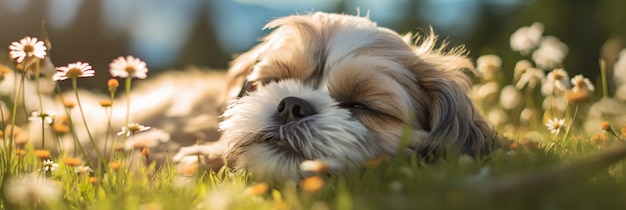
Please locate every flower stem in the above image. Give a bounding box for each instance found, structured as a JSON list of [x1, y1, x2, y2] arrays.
[[600, 59, 608, 98], [34, 60, 45, 149], [72, 78, 106, 168], [54, 84, 81, 156], [125, 77, 132, 126], [105, 89, 116, 159], [8, 72, 26, 153]]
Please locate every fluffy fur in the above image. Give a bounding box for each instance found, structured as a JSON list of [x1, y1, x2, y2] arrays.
[[174, 12, 497, 181]]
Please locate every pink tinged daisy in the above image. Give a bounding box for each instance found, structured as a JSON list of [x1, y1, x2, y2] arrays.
[[109, 55, 148, 79], [53, 62, 95, 81], [545, 118, 566, 134], [117, 123, 151, 137], [8, 36, 47, 64]]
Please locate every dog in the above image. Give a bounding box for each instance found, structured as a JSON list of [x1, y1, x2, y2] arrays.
[[173, 12, 498, 181]]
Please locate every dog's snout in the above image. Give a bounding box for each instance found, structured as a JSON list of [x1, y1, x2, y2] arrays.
[[277, 97, 316, 123]]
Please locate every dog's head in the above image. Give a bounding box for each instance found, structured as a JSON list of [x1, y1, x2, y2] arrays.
[[219, 12, 496, 181]]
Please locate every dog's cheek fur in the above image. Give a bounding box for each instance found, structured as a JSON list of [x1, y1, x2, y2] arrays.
[[219, 80, 385, 181]]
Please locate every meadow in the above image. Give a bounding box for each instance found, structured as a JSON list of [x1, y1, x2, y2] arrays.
[[2, 22, 626, 210]]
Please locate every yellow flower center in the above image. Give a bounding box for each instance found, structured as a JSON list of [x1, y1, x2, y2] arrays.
[[23, 44, 34, 54], [553, 73, 564, 80], [574, 79, 585, 87], [66, 67, 83, 78], [125, 66, 136, 74]]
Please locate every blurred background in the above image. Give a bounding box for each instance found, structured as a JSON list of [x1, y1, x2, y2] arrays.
[[1, 0, 624, 92]]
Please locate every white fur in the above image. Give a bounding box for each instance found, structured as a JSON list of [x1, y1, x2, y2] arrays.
[[220, 80, 380, 181]]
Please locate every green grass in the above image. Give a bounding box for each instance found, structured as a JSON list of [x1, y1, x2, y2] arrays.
[[3, 125, 626, 209]]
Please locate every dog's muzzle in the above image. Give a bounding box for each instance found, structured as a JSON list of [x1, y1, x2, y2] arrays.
[[277, 96, 316, 124]]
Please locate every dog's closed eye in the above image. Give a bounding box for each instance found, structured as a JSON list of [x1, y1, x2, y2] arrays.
[[336, 101, 393, 118], [237, 78, 281, 98], [337, 101, 370, 111]]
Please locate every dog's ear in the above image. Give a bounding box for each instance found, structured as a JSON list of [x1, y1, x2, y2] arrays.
[[408, 34, 496, 156]]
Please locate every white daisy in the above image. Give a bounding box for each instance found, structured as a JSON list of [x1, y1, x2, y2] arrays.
[[542, 95, 568, 113], [109, 55, 149, 79], [53, 61, 95, 81], [513, 59, 533, 82], [8, 36, 47, 63], [75, 165, 94, 174], [532, 36, 568, 69], [28, 111, 56, 125], [117, 123, 151, 137], [515, 67, 545, 90], [545, 118, 566, 134], [541, 68, 570, 96], [499, 85, 522, 110], [476, 54, 501, 81], [123, 128, 170, 150], [570, 74, 595, 93], [510, 22, 544, 55], [43, 159, 59, 172]]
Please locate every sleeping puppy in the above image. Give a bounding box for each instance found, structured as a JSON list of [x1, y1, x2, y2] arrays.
[[174, 12, 497, 181]]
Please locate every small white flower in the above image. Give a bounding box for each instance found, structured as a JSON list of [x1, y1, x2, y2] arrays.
[[123, 128, 170, 150], [53, 61, 95, 81], [510, 22, 544, 55], [515, 67, 545, 90], [499, 85, 522, 110], [542, 95, 568, 113], [109, 55, 149, 79], [9, 36, 47, 63], [513, 59, 533, 82], [28, 111, 56, 125], [584, 98, 624, 134], [488, 109, 507, 127], [545, 118, 566, 134], [476, 54, 501, 81], [532, 36, 568, 69], [4, 175, 61, 205], [520, 108, 535, 122], [117, 123, 151, 137], [587, 97, 622, 118], [476, 81, 500, 101], [75, 165, 94, 174], [570, 74, 595, 93], [541, 68, 570, 96], [43, 159, 59, 172]]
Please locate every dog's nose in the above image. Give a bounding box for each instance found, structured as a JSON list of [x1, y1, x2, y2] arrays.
[[277, 96, 316, 123]]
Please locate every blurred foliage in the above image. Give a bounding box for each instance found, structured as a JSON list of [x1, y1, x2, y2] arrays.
[[0, 0, 624, 92]]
